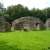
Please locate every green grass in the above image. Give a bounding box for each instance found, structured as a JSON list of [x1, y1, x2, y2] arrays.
[[0, 30, 50, 50]]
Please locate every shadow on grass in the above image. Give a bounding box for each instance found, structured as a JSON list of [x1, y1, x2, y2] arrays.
[[0, 41, 21, 50], [0, 41, 49, 50], [0, 41, 32, 50]]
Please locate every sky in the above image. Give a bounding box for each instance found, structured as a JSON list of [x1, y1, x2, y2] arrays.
[[0, 0, 49, 9], [48, 0, 50, 7]]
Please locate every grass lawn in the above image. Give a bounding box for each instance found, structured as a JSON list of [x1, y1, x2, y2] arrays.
[[0, 30, 50, 50]]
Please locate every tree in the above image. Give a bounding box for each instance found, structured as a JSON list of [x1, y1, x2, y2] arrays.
[[6, 4, 30, 23], [47, 7, 50, 18], [23, 7, 30, 16], [6, 4, 50, 23], [0, 2, 3, 9], [40, 8, 48, 23], [31, 8, 48, 23], [0, 2, 6, 16]]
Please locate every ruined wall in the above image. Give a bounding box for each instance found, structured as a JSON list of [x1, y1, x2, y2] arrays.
[[0, 16, 11, 32], [45, 18, 50, 30], [12, 16, 42, 31]]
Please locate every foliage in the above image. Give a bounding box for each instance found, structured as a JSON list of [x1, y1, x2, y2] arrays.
[[6, 4, 50, 23], [0, 2, 50, 23]]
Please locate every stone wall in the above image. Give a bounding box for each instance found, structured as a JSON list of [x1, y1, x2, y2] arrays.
[[0, 16, 11, 32], [45, 18, 50, 30], [12, 16, 42, 31]]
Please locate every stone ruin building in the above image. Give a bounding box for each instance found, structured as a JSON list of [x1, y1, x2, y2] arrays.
[[45, 18, 50, 30], [0, 16, 50, 32], [11, 16, 42, 31]]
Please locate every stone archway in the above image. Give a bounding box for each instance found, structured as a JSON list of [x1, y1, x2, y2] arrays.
[[11, 21, 24, 31], [11, 16, 42, 31], [36, 23, 40, 30]]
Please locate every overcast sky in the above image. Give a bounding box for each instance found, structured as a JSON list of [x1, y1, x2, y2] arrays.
[[0, 0, 49, 9]]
